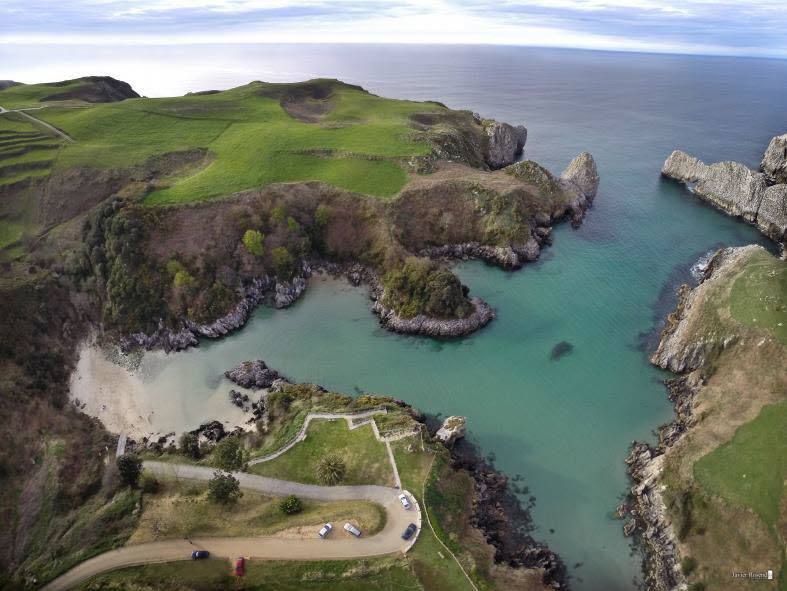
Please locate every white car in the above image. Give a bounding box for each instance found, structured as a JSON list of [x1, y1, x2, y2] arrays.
[[398, 493, 411, 509], [318, 523, 333, 538], [343, 522, 362, 537]]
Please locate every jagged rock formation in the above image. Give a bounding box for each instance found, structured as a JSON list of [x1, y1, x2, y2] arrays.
[[661, 140, 787, 242], [372, 297, 495, 338], [224, 360, 283, 389], [435, 416, 467, 445], [560, 151, 600, 201], [484, 121, 527, 169], [761, 133, 787, 184]]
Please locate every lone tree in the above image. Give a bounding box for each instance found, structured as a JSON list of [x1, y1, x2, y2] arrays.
[[116, 454, 143, 487], [317, 454, 346, 485], [242, 229, 265, 257], [213, 436, 245, 471], [178, 432, 201, 459], [207, 471, 242, 504], [279, 495, 302, 515]]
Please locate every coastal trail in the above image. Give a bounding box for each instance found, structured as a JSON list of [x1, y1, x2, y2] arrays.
[[0, 104, 75, 142], [42, 461, 422, 591]]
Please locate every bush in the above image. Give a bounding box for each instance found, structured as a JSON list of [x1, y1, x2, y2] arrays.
[[242, 229, 265, 256], [179, 432, 201, 459], [139, 472, 160, 494], [213, 437, 245, 471], [382, 257, 472, 319], [681, 556, 697, 576], [279, 495, 303, 515], [271, 246, 295, 278], [317, 454, 346, 485], [116, 454, 142, 488], [207, 471, 242, 504]]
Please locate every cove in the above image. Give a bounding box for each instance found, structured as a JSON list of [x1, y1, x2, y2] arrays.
[[52, 45, 786, 589]]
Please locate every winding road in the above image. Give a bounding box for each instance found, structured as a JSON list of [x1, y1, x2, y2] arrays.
[[42, 461, 421, 591], [0, 104, 74, 142]]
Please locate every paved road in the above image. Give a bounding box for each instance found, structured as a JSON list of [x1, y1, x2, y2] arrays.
[[42, 462, 421, 591]]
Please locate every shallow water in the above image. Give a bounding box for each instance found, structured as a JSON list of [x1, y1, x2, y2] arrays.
[[40, 45, 787, 589]]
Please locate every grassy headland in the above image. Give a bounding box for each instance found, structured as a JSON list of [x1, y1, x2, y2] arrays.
[[638, 245, 787, 590]]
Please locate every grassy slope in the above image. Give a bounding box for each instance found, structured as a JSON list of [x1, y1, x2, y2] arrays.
[[659, 247, 787, 589], [75, 557, 422, 591], [248, 419, 394, 486], [0, 80, 440, 203], [130, 477, 386, 543]]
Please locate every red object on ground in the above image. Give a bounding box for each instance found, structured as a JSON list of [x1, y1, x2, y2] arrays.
[[233, 556, 246, 577]]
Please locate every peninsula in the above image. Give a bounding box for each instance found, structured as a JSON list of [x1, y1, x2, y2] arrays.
[[0, 76, 596, 590]]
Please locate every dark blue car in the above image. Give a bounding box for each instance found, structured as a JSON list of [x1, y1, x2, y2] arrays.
[[191, 550, 210, 559], [401, 523, 418, 540]]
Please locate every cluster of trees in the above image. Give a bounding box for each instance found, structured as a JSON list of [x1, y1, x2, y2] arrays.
[[382, 257, 472, 319]]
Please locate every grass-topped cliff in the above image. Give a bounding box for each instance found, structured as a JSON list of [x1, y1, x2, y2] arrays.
[[627, 245, 786, 590], [0, 76, 596, 334]]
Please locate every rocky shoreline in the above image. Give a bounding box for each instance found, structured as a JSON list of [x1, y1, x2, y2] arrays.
[[449, 435, 567, 589], [619, 247, 758, 591]]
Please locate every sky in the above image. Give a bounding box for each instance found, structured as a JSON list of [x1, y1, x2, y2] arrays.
[[2, 0, 786, 58]]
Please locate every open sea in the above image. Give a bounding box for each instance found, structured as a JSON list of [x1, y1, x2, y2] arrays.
[[7, 44, 786, 589]]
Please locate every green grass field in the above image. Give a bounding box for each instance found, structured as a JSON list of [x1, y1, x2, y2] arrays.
[[0, 79, 441, 203], [248, 419, 393, 486], [75, 557, 422, 590], [729, 249, 787, 345], [694, 402, 787, 526]]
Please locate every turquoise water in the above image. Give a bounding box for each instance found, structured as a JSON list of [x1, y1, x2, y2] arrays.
[[21, 45, 785, 589]]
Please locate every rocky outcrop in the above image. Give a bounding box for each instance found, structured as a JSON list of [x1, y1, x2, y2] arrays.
[[759, 184, 787, 241], [372, 296, 495, 338], [484, 121, 527, 169], [650, 246, 759, 372], [188, 276, 274, 338], [420, 238, 541, 269], [274, 276, 307, 308], [225, 360, 284, 389], [761, 133, 787, 184], [560, 151, 600, 201], [662, 145, 787, 243], [434, 416, 467, 446]]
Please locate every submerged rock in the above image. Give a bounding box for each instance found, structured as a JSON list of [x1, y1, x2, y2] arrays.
[[225, 360, 283, 389], [484, 121, 527, 169], [761, 132, 787, 184], [435, 415, 467, 446], [549, 341, 574, 361]]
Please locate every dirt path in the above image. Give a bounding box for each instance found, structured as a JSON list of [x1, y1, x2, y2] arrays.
[[0, 104, 74, 142], [42, 461, 422, 591]]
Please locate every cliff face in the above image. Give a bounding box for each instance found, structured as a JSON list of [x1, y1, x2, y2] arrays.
[[661, 139, 787, 243], [627, 245, 787, 591], [761, 133, 787, 184]]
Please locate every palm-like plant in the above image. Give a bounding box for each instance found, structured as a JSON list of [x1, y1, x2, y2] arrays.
[[317, 454, 346, 485]]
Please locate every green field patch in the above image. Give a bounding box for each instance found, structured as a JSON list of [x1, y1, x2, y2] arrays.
[[19, 80, 439, 203], [248, 419, 393, 486], [76, 557, 421, 590], [729, 249, 787, 344], [0, 219, 26, 249], [694, 402, 787, 526]]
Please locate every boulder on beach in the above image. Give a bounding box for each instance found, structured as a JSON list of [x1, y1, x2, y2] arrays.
[[224, 360, 283, 389]]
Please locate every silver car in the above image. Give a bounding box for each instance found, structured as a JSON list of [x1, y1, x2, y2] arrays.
[[343, 522, 362, 537]]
